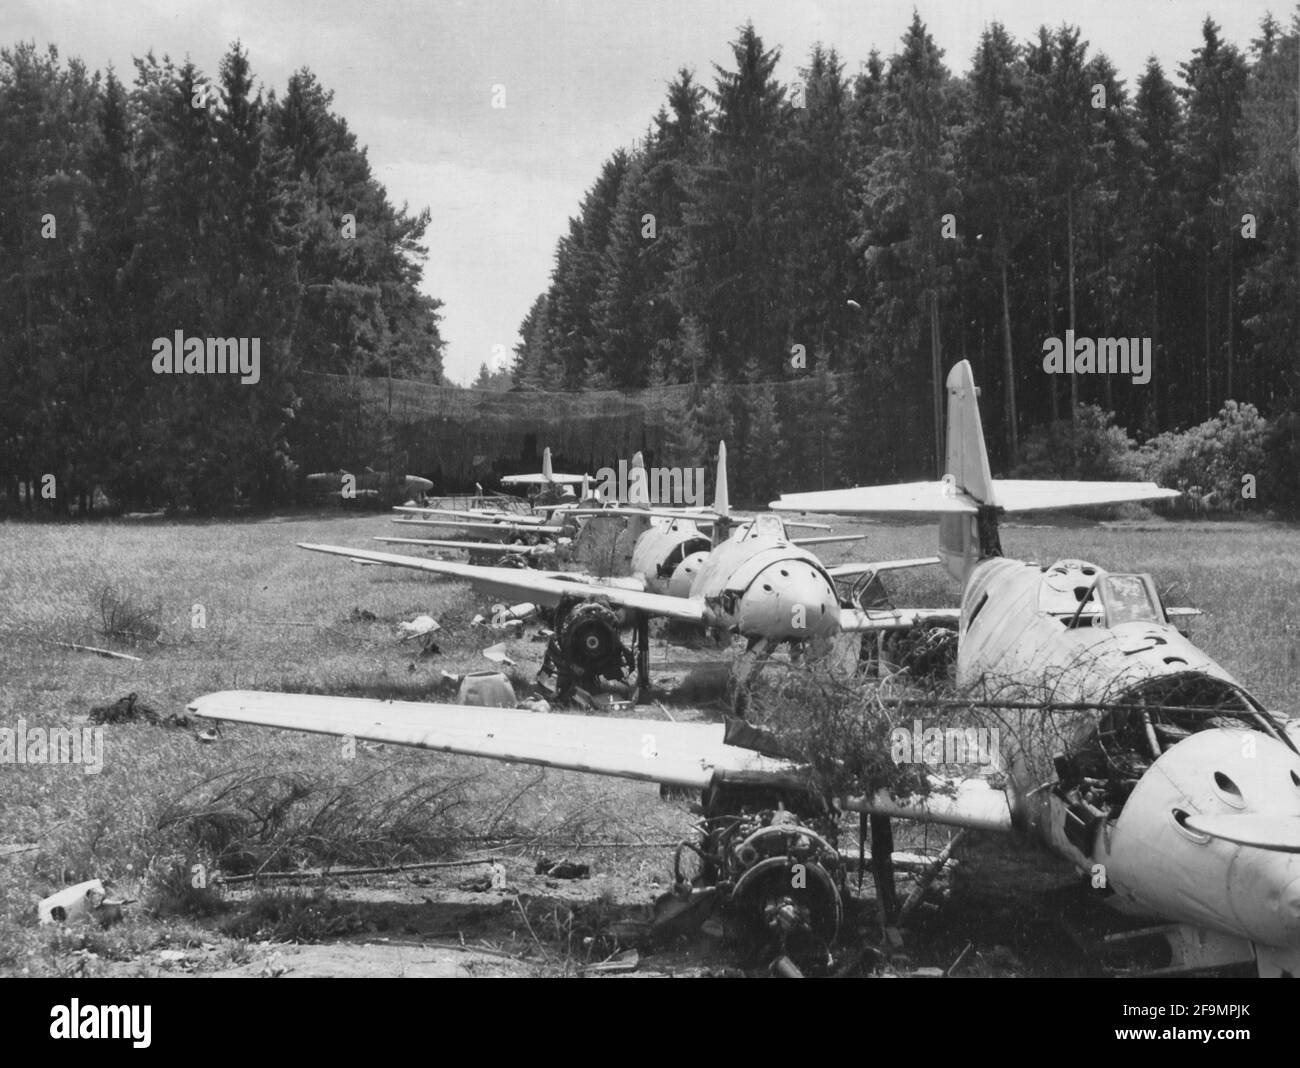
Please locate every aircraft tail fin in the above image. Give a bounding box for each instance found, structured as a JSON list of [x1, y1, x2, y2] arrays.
[[771, 359, 1180, 584], [628, 451, 650, 506], [945, 359, 996, 507], [713, 441, 730, 518], [542, 447, 553, 482], [937, 361, 995, 582]]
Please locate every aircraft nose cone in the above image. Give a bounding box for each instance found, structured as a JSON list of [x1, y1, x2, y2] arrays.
[[736, 560, 840, 641]]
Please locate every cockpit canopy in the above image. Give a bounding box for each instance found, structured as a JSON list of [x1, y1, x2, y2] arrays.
[[1039, 559, 1167, 628], [735, 513, 789, 542]]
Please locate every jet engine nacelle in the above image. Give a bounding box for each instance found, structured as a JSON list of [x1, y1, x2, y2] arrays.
[[669, 550, 710, 599], [1099, 728, 1300, 968]]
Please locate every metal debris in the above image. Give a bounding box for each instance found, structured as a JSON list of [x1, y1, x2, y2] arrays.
[[480, 642, 515, 667], [39, 880, 104, 925], [457, 672, 516, 707]]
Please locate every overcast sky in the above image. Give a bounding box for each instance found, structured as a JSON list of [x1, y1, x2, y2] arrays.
[[9, 0, 1293, 383]]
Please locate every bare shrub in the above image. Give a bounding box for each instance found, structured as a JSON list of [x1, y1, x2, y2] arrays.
[[95, 583, 163, 645]]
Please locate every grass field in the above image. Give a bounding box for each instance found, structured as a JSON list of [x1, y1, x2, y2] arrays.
[[0, 509, 1296, 976]]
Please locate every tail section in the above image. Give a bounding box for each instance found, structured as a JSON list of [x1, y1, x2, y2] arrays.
[[939, 361, 995, 581], [945, 360, 995, 507], [627, 451, 650, 506], [542, 447, 553, 483], [771, 359, 1181, 585], [713, 441, 730, 519]]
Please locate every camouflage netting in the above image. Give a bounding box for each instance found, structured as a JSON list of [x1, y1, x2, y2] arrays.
[[292, 373, 681, 487], [290, 370, 932, 494]]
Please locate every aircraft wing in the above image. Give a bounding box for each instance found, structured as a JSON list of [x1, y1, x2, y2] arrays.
[[188, 691, 800, 790], [841, 776, 1013, 833], [790, 534, 867, 548], [501, 472, 589, 486], [375, 537, 556, 557], [299, 543, 708, 623], [394, 506, 550, 524], [772, 481, 979, 515], [826, 556, 943, 579], [392, 517, 566, 536], [838, 607, 961, 632]]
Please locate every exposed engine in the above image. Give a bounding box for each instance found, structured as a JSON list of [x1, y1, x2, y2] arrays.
[[540, 598, 635, 700], [663, 786, 845, 971], [1052, 671, 1282, 854]]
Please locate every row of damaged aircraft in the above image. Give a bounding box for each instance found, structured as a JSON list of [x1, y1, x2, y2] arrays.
[[193, 361, 1300, 977], [308, 440, 949, 700]]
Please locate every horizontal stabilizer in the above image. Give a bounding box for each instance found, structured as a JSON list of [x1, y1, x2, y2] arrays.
[[772, 482, 979, 516], [188, 691, 800, 790], [773, 478, 1178, 516], [991, 479, 1180, 513]]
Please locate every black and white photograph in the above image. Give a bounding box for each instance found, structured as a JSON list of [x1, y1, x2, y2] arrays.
[[2, 0, 1298, 1012]]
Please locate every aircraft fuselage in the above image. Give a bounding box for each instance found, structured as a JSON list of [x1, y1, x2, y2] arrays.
[[957, 555, 1300, 974]]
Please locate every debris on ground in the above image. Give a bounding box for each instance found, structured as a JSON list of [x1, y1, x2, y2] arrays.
[[581, 949, 639, 974], [397, 614, 440, 640], [459, 864, 511, 893], [39, 880, 105, 925], [349, 607, 377, 623], [457, 672, 516, 707], [518, 698, 551, 714], [480, 642, 515, 667], [259, 953, 290, 978], [534, 857, 590, 880], [398, 614, 441, 654], [88, 692, 189, 728], [492, 602, 538, 625], [47, 640, 142, 662]]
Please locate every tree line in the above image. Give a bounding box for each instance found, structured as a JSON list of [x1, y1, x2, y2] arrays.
[[0, 41, 444, 513], [511, 14, 1300, 506]]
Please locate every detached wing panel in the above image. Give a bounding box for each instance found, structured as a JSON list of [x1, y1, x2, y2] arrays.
[[299, 543, 707, 623], [189, 691, 797, 789]]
